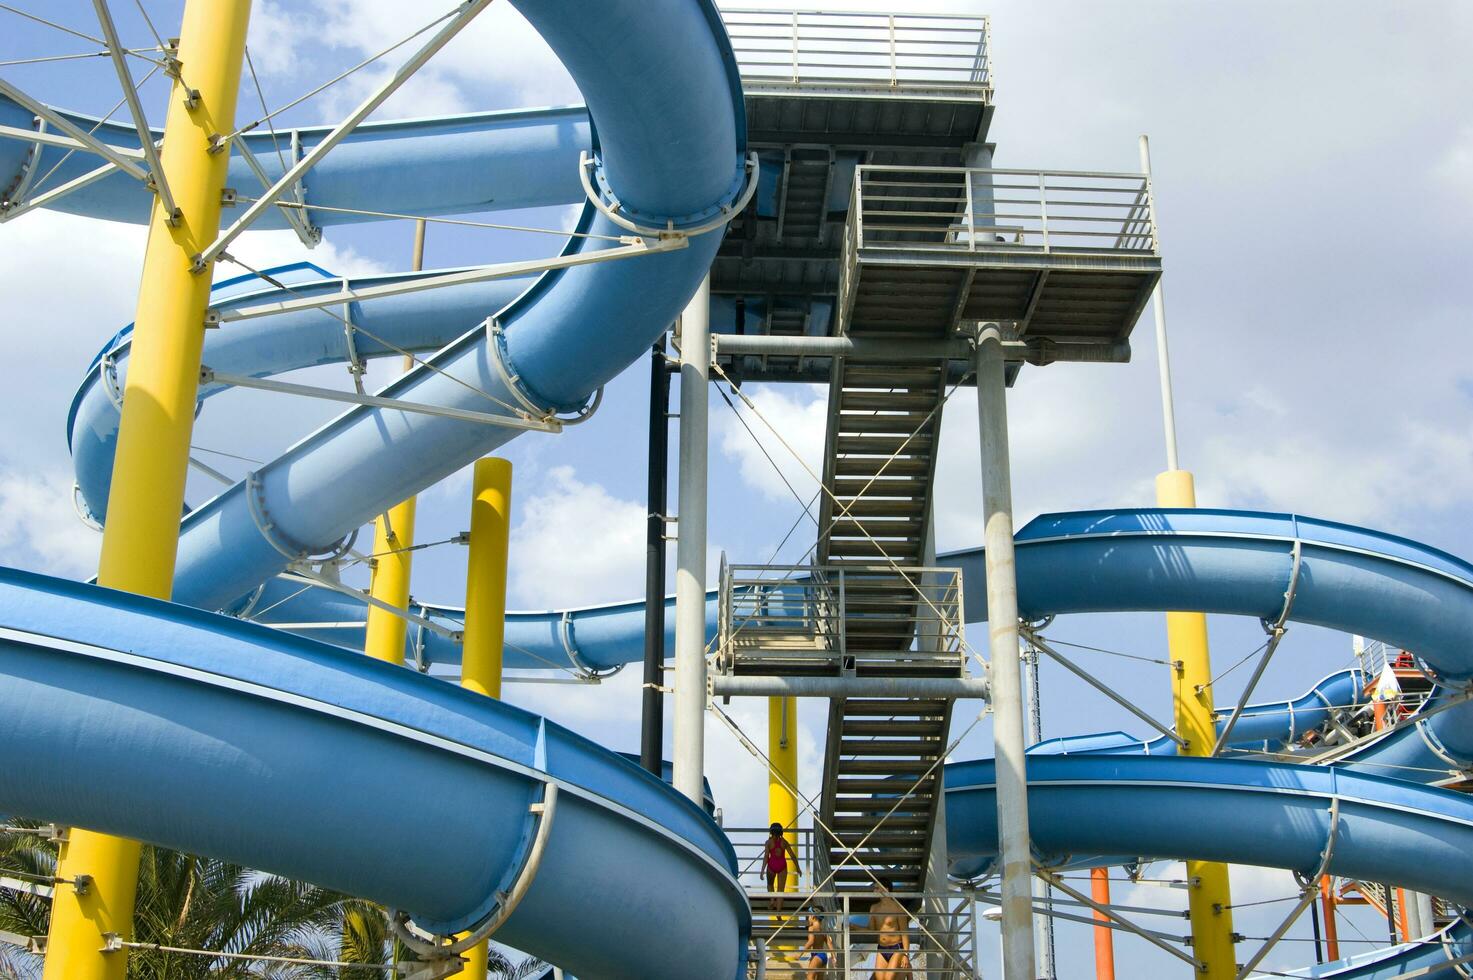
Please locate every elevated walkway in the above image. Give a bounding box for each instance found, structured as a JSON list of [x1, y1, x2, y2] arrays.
[[839, 165, 1162, 352], [715, 8, 994, 385]]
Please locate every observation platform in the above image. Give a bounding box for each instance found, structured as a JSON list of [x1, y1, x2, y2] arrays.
[[838, 164, 1162, 353], [714, 8, 995, 384]]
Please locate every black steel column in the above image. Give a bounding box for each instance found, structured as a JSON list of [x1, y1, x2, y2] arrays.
[[640, 335, 672, 776]]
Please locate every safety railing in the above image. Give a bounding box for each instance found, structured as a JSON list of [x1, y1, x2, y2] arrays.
[[717, 563, 966, 675], [748, 890, 979, 979], [849, 164, 1160, 256], [722, 8, 991, 98]]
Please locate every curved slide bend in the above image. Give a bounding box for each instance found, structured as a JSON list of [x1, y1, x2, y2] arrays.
[[0, 567, 747, 978], [2, 0, 755, 976], [50, 0, 749, 614]]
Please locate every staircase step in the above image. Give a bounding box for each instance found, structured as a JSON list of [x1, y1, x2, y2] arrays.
[[839, 392, 938, 412], [832, 815, 930, 831], [840, 699, 948, 716], [839, 739, 943, 756], [830, 456, 930, 476], [828, 517, 925, 538], [835, 759, 936, 775], [833, 435, 934, 458], [842, 719, 945, 737]]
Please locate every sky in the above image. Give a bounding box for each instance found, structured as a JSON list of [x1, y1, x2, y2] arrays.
[[2, 1, 1472, 977]]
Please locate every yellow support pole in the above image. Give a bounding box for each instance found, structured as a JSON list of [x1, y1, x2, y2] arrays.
[[363, 222, 427, 667], [452, 457, 513, 974], [43, 4, 251, 978], [1157, 469, 1236, 978], [767, 695, 799, 884]]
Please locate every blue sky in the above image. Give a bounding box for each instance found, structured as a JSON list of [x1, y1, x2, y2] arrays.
[[2, 1, 1472, 976]]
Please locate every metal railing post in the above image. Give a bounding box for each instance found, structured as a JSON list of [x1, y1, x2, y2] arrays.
[[791, 11, 800, 83], [837, 569, 848, 664], [842, 895, 852, 980], [964, 168, 976, 251], [1037, 171, 1050, 251], [889, 14, 898, 87]]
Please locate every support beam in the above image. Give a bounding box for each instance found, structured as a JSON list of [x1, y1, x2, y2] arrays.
[[641, 337, 672, 776], [768, 694, 798, 887], [974, 324, 1036, 979], [452, 456, 512, 979], [711, 332, 1130, 365], [710, 675, 990, 699], [0, 124, 145, 157], [1158, 468, 1237, 980], [0, 77, 148, 181], [90, 0, 176, 219], [42, 4, 253, 978], [201, 369, 558, 433], [673, 273, 712, 804], [211, 234, 684, 323], [1140, 135, 1179, 472], [195, 0, 493, 270], [363, 223, 427, 665], [1091, 868, 1116, 980]]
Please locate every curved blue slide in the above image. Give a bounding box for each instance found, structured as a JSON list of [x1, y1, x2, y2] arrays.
[[4, 1, 1473, 975], [2, 1, 757, 977]]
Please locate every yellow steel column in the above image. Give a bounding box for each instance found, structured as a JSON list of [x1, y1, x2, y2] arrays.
[[1157, 469, 1236, 978], [453, 457, 514, 975], [768, 695, 799, 884], [363, 222, 427, 666], [44, 4, 251, 978]]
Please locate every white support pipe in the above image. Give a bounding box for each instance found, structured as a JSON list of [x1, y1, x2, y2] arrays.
[[974, 324, 1037, 979], [1138, 134, 1180, 472], [0, 77, 149, 181], [672, 272, 711, 805]]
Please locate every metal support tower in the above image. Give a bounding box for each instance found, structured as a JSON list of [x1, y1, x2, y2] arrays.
[[673, 274, 712, 805], [974, 325, 1036, 979], [642, 337, 672, 776]]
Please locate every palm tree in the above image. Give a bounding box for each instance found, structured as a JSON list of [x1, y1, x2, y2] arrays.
[[0, 821, 386, 979], [485, 949, 550, 980]]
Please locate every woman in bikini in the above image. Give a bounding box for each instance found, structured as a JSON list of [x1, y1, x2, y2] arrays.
[[868, 893, 911, 980], [763, 822, 800, 910], [803, 913, 836, 979]]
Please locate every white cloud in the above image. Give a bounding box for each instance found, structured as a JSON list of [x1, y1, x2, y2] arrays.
[[0, 466, 101, 579], [717, 384, 827, 503], [243, 1, 578, 123], [507, 464, 647, 608]]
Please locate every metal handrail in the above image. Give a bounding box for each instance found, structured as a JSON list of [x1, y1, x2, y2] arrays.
[[747, 890, 981, 979], [718, 563, 965, 675], [722, 8, 991, 97], [850, 164, 1160, 257]]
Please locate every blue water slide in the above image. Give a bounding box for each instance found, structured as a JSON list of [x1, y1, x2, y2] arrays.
[[0, 566, 747, 978], [69, 262, 534, 520], [1029, 668, 1368, 758], [42, 0, 750, 616], [0, 98, 590, 226], [943, 755, 1473, 906], [943, 509, 1473, 775], [1249, 918, 1473, 979]]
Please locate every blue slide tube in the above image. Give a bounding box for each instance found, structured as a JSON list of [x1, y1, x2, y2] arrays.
[[1250, 919, 1473, 979], [943, 755, 1473, 906], [0, 567, 748, 978], [0, 99, 591, 227]]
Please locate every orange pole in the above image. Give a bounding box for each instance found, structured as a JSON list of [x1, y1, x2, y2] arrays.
[[1396, 887, 1411, 941], [1321, 878, 1339, 960], [1091, 867, 1116, 980]]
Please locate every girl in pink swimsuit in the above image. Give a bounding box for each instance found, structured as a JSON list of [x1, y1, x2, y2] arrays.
[[763, 822, 800, 909]]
